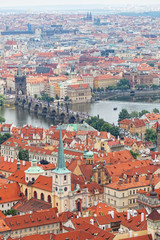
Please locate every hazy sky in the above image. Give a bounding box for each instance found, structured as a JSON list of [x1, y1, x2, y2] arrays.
[[1, 0, 160, 7]]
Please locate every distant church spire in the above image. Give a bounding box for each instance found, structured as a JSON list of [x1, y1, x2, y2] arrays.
[[57, 128, 66, 170], [52, 127, 71, 174]]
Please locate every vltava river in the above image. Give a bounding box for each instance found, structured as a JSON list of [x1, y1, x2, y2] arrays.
[[1, 100, 160, 128]]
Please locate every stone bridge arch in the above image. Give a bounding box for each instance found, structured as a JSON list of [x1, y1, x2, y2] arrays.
[[28, 102, 32, 110], [34, 104, 39, 113], [50, 109, 56, 118], [69, 115, 76, 124], [42, 107, 48, 116]]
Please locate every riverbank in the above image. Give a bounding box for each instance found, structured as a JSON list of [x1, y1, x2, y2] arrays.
[[94, 88, 160, 101]]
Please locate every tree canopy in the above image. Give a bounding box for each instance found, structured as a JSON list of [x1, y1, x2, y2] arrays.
[[18, 147, 29, 161], [145, 128, 157, 143], [0, 133, 11, 145], [118, 109, 130, 122], [153, 108, 159, 113], [86, 116, 120, 138]]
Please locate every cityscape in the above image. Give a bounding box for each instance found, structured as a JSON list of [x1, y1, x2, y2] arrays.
[[0, 1, 159, 240]]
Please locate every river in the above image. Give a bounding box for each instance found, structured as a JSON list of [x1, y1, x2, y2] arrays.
[[1, 99, 160, 128]]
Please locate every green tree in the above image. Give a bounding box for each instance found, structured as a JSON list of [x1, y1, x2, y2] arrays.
[[0, 116, 5, 123], [56, 94, 59, 100], [86, 117, 120, 138], [65, 96, 69, 101], [130, 111, 139, 118], [153, 108, 159, 113], [0, 94, 5, 106], [34, 94, 38, 98], [86, 116, 105, 131], [101, 87, 104, 92], [0, 133, 11, 145], [4, 209, 17, 216], [145, 128, 157, 143], [139, 110, 150, 117], [101, 123, 111, 132], [118, 109, 130, 122], [152, 84, 159, 89], [18, 147, 29, 161], [110, 126, 120, 138], [93, 87, 96, 92], [117, 78, 130, 90], [130, 150, 139, 159], [107, 85, 116, 91], [148, 63, 154, 67], [97, 87, 101, 92]]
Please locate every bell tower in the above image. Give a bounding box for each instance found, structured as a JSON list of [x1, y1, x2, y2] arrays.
[[52, 128, 71, 213], [15, 65, 26, 95]]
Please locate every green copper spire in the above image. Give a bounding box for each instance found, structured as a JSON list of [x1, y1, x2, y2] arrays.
[[52, 127, 70, 174], [57, 128, 65, 169]]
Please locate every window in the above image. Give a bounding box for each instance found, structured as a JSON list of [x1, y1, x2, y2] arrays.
[[25, 188, 28, 197], [48, 195, 51, 203], [64, 175, 66, 181], [64, 187, 67, 192], [41, 193, 44, 201], [130, 190, 132, 195], [123, 193, 124, 197], [34, 191, 37, 199]]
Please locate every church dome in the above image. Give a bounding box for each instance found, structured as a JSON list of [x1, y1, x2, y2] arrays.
[[25, 158, 44, 174], [86, 150, 93, 158]]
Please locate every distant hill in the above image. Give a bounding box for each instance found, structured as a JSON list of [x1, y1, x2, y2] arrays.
[[118, 11, 160, 17]]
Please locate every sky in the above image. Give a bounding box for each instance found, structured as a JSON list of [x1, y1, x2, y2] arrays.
[[1, 0, 160, 8]]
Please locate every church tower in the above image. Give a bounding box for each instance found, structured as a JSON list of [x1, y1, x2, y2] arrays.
[[52, 128, 71, 213], [15, 65, 27, 95]]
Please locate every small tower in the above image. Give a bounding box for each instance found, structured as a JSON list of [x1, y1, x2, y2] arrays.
[[15, 65, 27, 96], [25, 158, 44, 183], [83, 147, 87, 159], [71, 62, 75, 73], [52, 128, 71, 213]]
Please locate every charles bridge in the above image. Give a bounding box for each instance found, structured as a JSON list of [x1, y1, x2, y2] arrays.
[[15, 95, 89, 124]]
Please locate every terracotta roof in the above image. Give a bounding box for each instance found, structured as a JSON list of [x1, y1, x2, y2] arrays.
[[121, 234, 152, 240], [13, 198, 52, 213], [0, 182, 23, 204], [32, 175, 52, 192], [5, 208, 58, 230], [147, 209, 160, 221]]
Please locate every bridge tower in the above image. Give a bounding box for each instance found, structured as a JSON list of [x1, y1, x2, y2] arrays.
[[15, 65, 26, 96]]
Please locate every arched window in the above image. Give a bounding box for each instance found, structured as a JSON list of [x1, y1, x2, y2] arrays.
[[41, 193, 44, 201], [25, 188, 28, 197], [48, 195, 51, 203], [34, 191, 37, 199]]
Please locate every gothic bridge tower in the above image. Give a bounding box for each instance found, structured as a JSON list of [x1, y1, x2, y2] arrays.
[[15, 65, 26, 96]]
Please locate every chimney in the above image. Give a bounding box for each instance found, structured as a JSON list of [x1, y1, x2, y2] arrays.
[[127, 210, 130, 220], [109, 210, 114, 219], [129, 230, 132, 238], [90, 219, 94, 225], [86, 133, 88, 145], [108, 132, 110, 139], [141, 212, 144, 222]]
